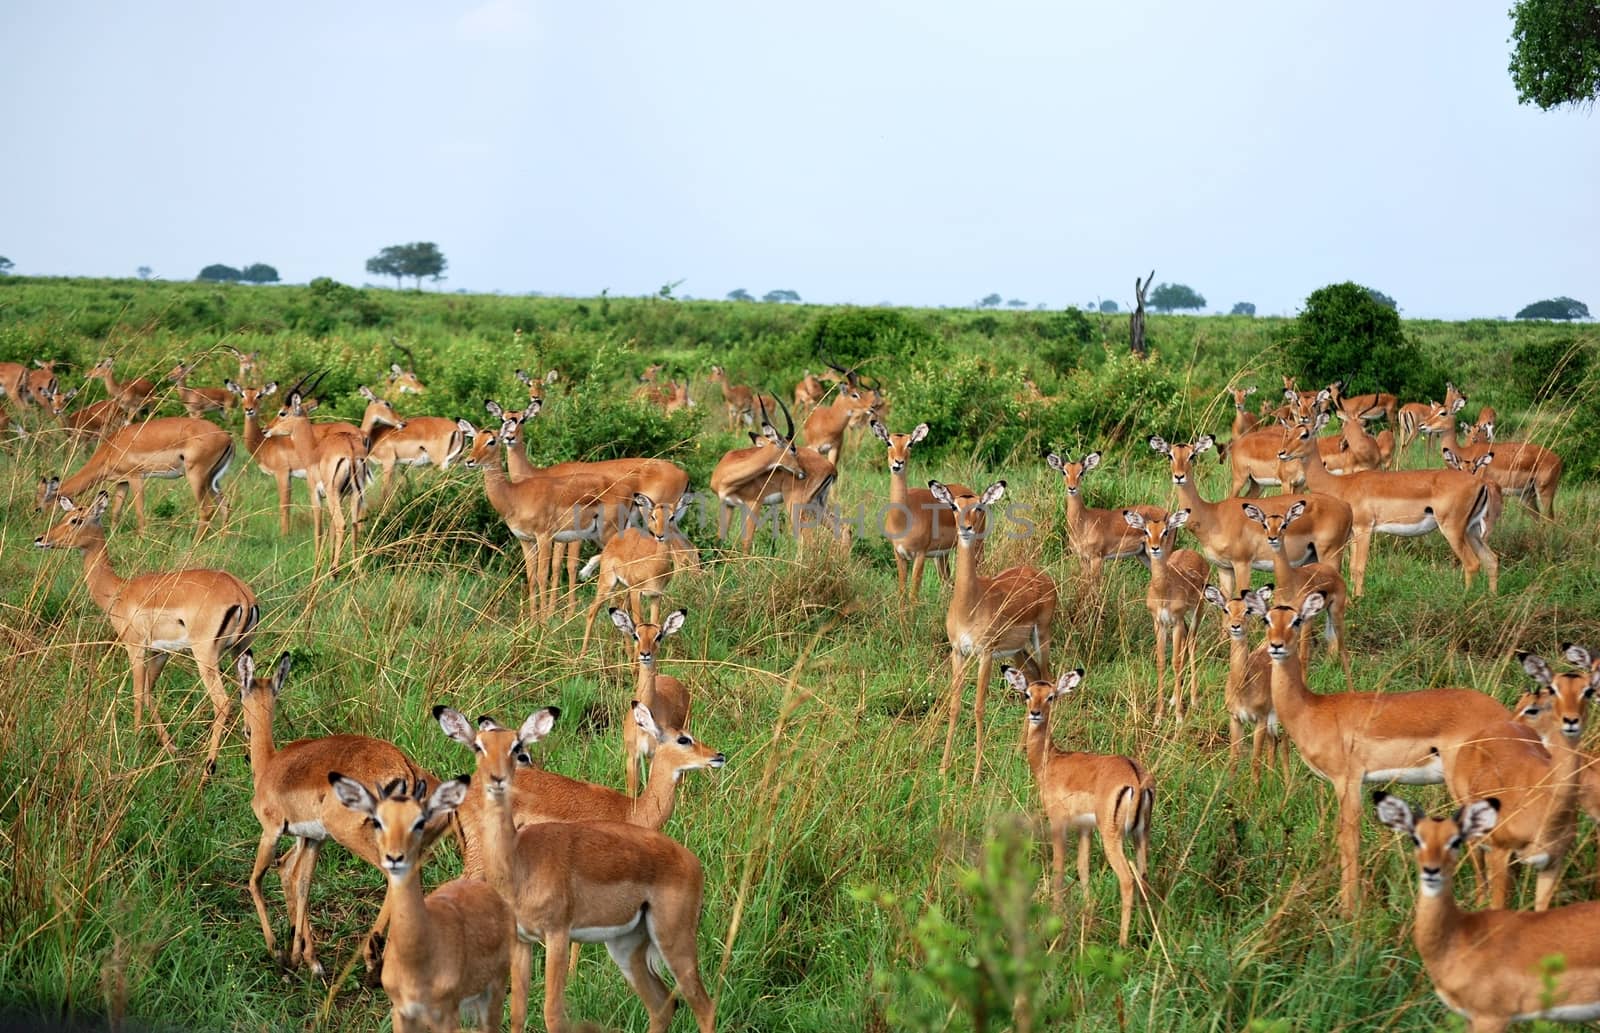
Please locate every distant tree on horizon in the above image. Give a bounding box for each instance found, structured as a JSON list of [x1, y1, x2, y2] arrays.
[[366, 242, 447, 289], [762, 289, 802, 303], [136, 265, 153, 280], [241, 263, 280, 284], [197, 263, 242, 282], [1230, 301, 1256, 316], [1148, 282, 1206, 313], [1006, 298, 1027, 308], [1508, 0, 1600, 109], [1099, 299, 1119, 313], [979, 293, 1002, 308], [1516, 296, 1590, 320], [1366, 288, 1399, 310], [727, 288, 754, 302], [0, 256, 14, 275]]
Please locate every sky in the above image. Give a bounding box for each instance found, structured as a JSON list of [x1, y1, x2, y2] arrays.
[[1, 0, 1596, 318]]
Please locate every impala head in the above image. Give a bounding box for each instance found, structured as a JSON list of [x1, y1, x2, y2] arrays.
[[1228, 385, 1257, 411], [514, 368, 560, 404], [1374, 792, 1499, 898], [34, 491, 110, 550], [386, 364, 426, 395], [928, 479, 1001, 544], [226, 347, 260, 378], [1443, 381, 1465, 412], [1045, 449, 1102, 497], [1002, 666, 1083, 726], [262, 391, 313, 437], [1122, 507, 1189, 559], [235, 650, 293, 742], [1240, 500, 1305, 551], [754, 395, 805, 477], [641, 362, 665, 384], [633, 492, 690, 542], [41, 386, 77, 417], [1516, 647, 1598, 743], [434, 705, 559, 800], [330, 773, 469, 881], [633, 701, 725, 779], [1275, 412, 1329, 464], [612, 607, 685, 668], [1263, 591, 1323, 663], [870, 420, 928, 474], [1204, 584, 1270, 640], [707, 365, 727, 385], [1147, 435, 1213, 485], [225, 380, 277, 418], [461, 419, 514, 468], [88, 357, 115, 378], [357, 386, 405, 431], [166, 361, 194, 383]]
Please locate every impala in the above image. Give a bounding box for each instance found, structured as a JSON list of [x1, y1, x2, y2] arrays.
[[40, 415, 234, 535], [928, 480, 1058, 784], [456, 709, 716, 1033], [802, 357, 875, 461], [1149, 434, 1352, 597], [711, 401, 842, 554], [167, 361, 235, 418], [87, 356, 158, 415], [1005, 667, 1153, 946], [1397, 380, 1466, 453], [1124, 509, 1209, 721], [709, 364, 760, 430], [1202, 586, 1286, 775], [1242, 500, 1352, 687], [227, 380, 301, 533], [1257, 590, 1509, 913], [608, 608, 694, 799], [874, 421, 969, 600], [34, 491, 259, 773], [226, 346, 261, 381], [793, 369, 827, 412], [515, 367, 560, 407], [362, 387, 468, 510], [386, 363, 427, 395], [25, 359, 61, 417], [1373, 793, 1600, 1032], [1226, 385, 1260, 439], [1443, 651, 1595, 910], [1330, 399, 1386, 474], [1327, 379, 1398, 425], [237, 651, 448, 977], [264, 392, 386, 571], [1218, 422, 1292, 496], [0, 360, 34, 409], [578, 492, 695, 650], [1277, 414, 1498, 595], [1424, 404, 1562, 518], [1044, 449, 1162, 582], [330, 774, 511, 1033], [495, 396, 691, 509], [39, 384, 128, 440]]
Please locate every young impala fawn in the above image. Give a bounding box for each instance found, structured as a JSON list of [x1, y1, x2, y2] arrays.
[[1443, 650, 1596, 910], [871, 420, 968, 602], [1257, 591, 1509, 914], [1374, 793, 1600, 1032], [1005, 666, 1153, 946], [609, 608, 693, 798], [1242, 500, 1352, 688], [1202, 585, 1287, 776], [330, 774, 511, 1033], [1123, 509, 1209, 722], [1043, 450, 1161, 582], [238, 651, 449, 977], [927, 480, 1058, 784], [578, 492, 696, 651], [34, 491, 257, 774], [459, 709, 717, 1033]]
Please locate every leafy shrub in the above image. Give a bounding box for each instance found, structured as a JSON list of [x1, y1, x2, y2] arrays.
[[1510, 336, 1592, 403], [1035, 345, 1185, 450], [807, 308, 939, 366], [292, 278, 390, 334], [890, 354, 1028, 463], [1283, 281, 1440, 398], [1035, 308, 1095, 374]]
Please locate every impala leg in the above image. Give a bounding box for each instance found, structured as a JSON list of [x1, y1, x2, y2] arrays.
[[894, 550, 908, 600], [1098, 819, 1137, 948], [1151, 617, 1167, 723], [909, 553, 929, 602], [717, 500, 732, 541], [292, 838, 325, 976], [1336, 781, 1363, 916], [275, 471, 292, 535], [1468, 530, 1499, 595], [541, 931, 572, 1033], [516, 538, 540, 621], [1437, 519, 1480, 592], [1234, 715, 1249, 769], [142, 649, 177, 755], [624, 716, 642, 799], [248, 828, 282, 961], [940, 650, 968, 775], [1049, 818, 1067, 908], [740, 505, 759, 551], [566, 543, 581, 612], [1076, 828, 1092, 901], [580, 578, 609, 653], [130, 476, 149, 531], [649, 909, 716, 1033], [361, 893, 392, 977], [1349, 529, 1373, 598], [1487, 846, 1513, 910], [509, 940, 531, 1033], [607, 937, 671, 1032], [192, 645, 233, 777], [971, 651, 994, 786], [1330, 600, 1354, 691]]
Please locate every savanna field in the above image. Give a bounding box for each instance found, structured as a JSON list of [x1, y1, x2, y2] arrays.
[[4, 277, 1600, 1032]]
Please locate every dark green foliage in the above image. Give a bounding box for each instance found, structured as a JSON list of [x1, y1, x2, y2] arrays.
[[1148, 283, 1206, 312], [978, 293, 1002, 309], [240, 263, 279, 284], [1099, 299, 1119, 314], [727, 288, 754, 302], [1035, 308, 1095, 374], [366, 242, 448, 289], [1284, 281, 1439, 398], [1509, 0, 1600, 109], [763, 289, 802, 303], [1516, 296, 1591, 320], [1367, 288, 1398, 310], [196, 264, 241, 282], [891, 354, 1027, 464], [1510, 335, 1592, 402], [294, 277, 389, 333], [0, 256, 13, 274], [1035, 346, 1185, 449], [807, 307, 938, 367], [1231, 301, 1257, 316]]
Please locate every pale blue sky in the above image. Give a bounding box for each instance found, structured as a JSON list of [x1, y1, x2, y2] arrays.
[[2, 1, 1595, 317]]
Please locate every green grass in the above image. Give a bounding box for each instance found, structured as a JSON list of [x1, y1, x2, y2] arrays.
[[2, 279, 1599, 1031]]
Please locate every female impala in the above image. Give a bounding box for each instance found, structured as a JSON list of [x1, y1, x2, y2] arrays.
[[456, 709, 717, 1033], [873, 421, 968, 601], [1258, 590, 1509, 914], [578, 492, 695, 650], [708, 364, 759, 430], [1226, 385, 1260, 439], [1443, 651, 1595, 910], [1123, 509, 1209, 722], [1202, 586, 1286, 775], [711, 401, 842, 554], [34, 491, 258, 773], [608, 608, 694, 799], [87, 356, 158, 415], [1423, 403, 1562, 518], [40, 415, 234, 536], [1005, 667, 1153, 947], [1242, 500, 1352, 687], [361, 386, 468, 510], [39, 385, 128, 441], [928, 480, 1058, 784], [1373, 793, 1600, 1032], [1044, 449, 1162, 582], [264, 392, 384, 571], [330, 774, 511, 1033], [237, 651, 448, 977], [167, 361, 235, 419], [802, 358, 873, 461]]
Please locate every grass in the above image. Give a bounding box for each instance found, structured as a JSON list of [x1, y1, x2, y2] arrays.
[[2, 280, 1599, 1031]]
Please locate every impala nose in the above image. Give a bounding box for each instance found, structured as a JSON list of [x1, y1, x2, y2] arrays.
[[709, 753, 727, 768]]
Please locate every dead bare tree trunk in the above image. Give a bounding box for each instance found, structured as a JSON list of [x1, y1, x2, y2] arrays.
[[1130, 270, 1154, 358]]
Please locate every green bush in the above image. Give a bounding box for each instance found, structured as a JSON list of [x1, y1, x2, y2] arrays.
[[807, 307, 939, 366], [1510, 336, 1592, 404], [1036, 346, 1186, 450], [1283, 281, 1441, 398], [890, 354, 1027, 463]]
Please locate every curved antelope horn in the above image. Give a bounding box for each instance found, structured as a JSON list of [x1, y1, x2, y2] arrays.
[[303, 369, 330, 398], [822, 347, 849, 377], [283, 371, 314, 400], [773, 391, 797, 440], [390, 335, 418, 372]]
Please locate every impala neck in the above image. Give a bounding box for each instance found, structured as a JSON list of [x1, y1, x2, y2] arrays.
[[1268, 543, 1300, 596], [245, 710, 277, 773], [1296, 442, 1338, 493], [629, 752, 680, 830], [1063, 490, 1088, 535], [1147, 546, 1174, 597], [635, 660, 657, 707], [1268, 648, 1318, 728], [283, 419, 319, 471], [504, 431, 536, 480], [1024, 709, 1054, 779], [380, 860, 431, 974], [479, 447, 516, 516], [1226, 635, 1249, 692], [1410, 876, 1462, 964], [951, 536, 983, 619], [1173, 477, 1218, 526], [1435, 421, 1461, 453], [479, 783, 517, 898], [888, 466, 907, 508], [78, 536, 124, 614], [367, 421, 400, 447], [242, 409, 266, 456]]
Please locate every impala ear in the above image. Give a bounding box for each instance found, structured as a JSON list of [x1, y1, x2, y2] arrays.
[[545, 369, 560, 385], [433, 705, 477, 747], [910, 422, 929, 444], [632, 492, 653, 512], [1256, 583, 1275, 608], [1122, 509, 1146, 530], [456, 418, 476, 435], [390, 363, 404, 376], [1245, 386, 1257, 396], [514, 369, 533, 385], [660, 609, 687, 638], [1081, 452, 1101, 472], [271, 652, 292, 695], [1044, 452, 1064, 472], [1168, 508, 1191, 530], [261, 382, 277, 398], [1241, 502, 1265, 526], [927, 480, 954, 508], [225, 379, 241, 395], [329, 773, 378, 817], [524, 398, 542, 419], [1297, 591, 1326, 622], [609, 607, 637, 637], [1203, 584, 1227, 610], [1055, 668, 1083, 696], [518, 707, 559, 748], [484, 399, 504, 418], [1372, 791, 1418, 835], [1192, 434, 1215, 454], [1244, 587, 1270, 616], [425, 776, 471, 817], [1451, 396, 1466, 413], [1517, 651, 1554, 687], [869, 420, 891, 445], [631, 701, 665, 740], [236, 650, 256, 692], [1147, 435, 1171, 456], [359, 385, 376, 401], [1285, 500, 1307, 524], [1000, 665, 1029, 697], [1457, 798, 1500, 839], [979, 481, 1006, 506], [1562, 642, 1595, 671], [86, 492, 111, 522]]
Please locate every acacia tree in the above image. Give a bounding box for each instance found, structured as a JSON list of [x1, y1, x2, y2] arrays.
[[727, 288, 754, 302], [197, 264, 242, 282], [1148, 282, 1206, 313], [241, 263, 280, 284], [1230, 301, 1256, 316], [1516, 296, 1591, 319], [1509, 0, 1600, 109], [0, 256, 12, 275], [366, 242, 447, 289]]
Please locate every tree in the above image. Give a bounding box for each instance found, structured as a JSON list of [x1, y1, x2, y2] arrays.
[[978, 293, 1002, 309], [1006, 298, 1027, 308], [366, 242, 447, 289], [1147, 282, 1206, 313], [657, 278, 685, 301], [726, 288, 754, 302], [1230, 301, 1256, 316], [197, 264, 242, 282], [1508, 0, 1600, 110], [1285, 281, 1438, 398], [136, 266, 153, 280], [0, 256, 12, 275], [366, 246, 405, 289], [241, 263, 280, 284], [762, 289, 801, 303], [1130, 270, 1154, 357], [1366, 288, 1398, 310], [1516, 296, 1591, 319], [1098, 299, 1119, 314]]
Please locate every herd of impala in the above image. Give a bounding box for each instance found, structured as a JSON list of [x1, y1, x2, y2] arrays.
[[4, 345, 1595, 1032]]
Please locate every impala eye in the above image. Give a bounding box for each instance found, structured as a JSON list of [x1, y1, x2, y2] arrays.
[[676, 735, 692, 746]]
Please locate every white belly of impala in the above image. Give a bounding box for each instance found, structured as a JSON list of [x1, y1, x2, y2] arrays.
[[285, 819, 326, 839], [1071, 813, 1098, 829], [149, 637, 191, 651], [1375, 514, 1438, 536], [1364, 757, 1443, 785], [572, 910, 645, 943], [1519, 1002, 1600, 1022]]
